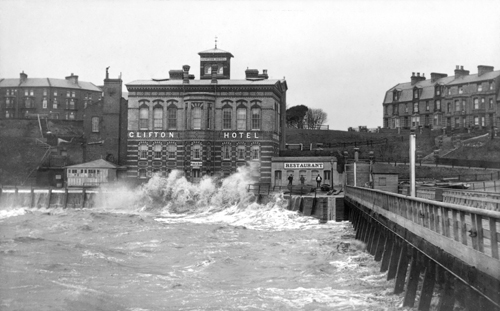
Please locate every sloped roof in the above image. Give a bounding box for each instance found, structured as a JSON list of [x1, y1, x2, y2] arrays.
[[0, 77, 101, 92], [198, 47, 234, 57], [372, 163, 399, 174], [382, 70, 499, 104], [66, 159, 119, 169]]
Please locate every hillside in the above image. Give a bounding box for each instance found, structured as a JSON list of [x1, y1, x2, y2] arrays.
[[0, 119, 84, 185]]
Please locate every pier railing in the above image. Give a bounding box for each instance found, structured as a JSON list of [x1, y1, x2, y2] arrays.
[[345, 185, 499, 273]]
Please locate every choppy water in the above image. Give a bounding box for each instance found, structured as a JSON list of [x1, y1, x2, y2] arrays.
[[0, 168, 406, 310]]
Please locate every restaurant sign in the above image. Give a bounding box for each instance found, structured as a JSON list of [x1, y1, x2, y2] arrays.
[[284, 163, 324, 169]]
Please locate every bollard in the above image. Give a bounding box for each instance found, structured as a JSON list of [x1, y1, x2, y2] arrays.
[[319, 198, 328, 224]]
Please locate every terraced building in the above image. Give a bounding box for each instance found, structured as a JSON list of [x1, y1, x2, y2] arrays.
[[383, 65, 500, 130]]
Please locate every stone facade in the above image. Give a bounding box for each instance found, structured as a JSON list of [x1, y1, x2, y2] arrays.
[[125, 47, 287, 183], [383, 65, 500, 130]]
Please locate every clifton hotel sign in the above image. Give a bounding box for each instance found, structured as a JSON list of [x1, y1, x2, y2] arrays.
[[128, 131, 261, 139]]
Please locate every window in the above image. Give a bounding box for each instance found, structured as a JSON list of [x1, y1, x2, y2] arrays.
[[455, 100, 460, 112], [223, 108, 232, 129], [139, 144, 148, 159], [489, 98, 494, 110], [237, 108, 246, 130], [474, 116, 479, 126], [477, 84, 482, 92], [43, 89, 47, 96], [207, 106, 211, 129], [251, 107, 261, 130], [54, 90, 58, 96], [153, 145, 162, 159], [433, 114, 440, 126], [5, 98, 12, 108], [413, 89, 418, 99], [139, 107, 149, 130], [138, 169, 147, 179], [53, 98, 58, 109], [68, 99, 75, 109], [92, 117, 99, 132], [474, 98, 479, 110], [393, 92, 398, 101], [167, 106, 177, 130], [458, 86, 463, 94], [192, 144, 201, 159], [455, 117, 460, 127], [167, 144, 176, 159], [436, 87, 441, 96], [237, 145, 245, 160], [251, 145, 260, 160], [481, 116, 485, 127], [153, 107, 163, 129], [42, 98, 47, 109], [411, 116, 420, 127], [68, 111, 75, 120], [490, 81, 494, 90], [25, 98, 33, 108], [426, 101, 429, 111], [435, 100, 441, 111], [192, 107, 201, 129], [393, 104, 398, 115], [71, 91, 75, 97], [447, 88, 451, 95], [66, 91, 70, 97], [405, 105, 409, 113], [222, 145, 231, 160], [413, 102, 419, 113], [5, 110, 10, 118], [481, 97, 485, 109]]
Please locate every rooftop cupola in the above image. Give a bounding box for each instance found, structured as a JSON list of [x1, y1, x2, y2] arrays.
[[198, 38, 233, 80]]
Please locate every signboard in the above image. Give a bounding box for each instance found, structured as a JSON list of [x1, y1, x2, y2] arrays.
[[129, 131, 176, 138], [201, 57, 227, 61], [191, 162, 202, 167], [284, 163, 324, 169], [223, 132, 260, 139]]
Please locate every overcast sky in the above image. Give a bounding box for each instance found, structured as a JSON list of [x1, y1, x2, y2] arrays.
[[1, 0, 499, 130]]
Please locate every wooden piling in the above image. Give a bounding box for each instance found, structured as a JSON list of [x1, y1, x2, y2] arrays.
[[380, 233, 394, 273], [418, 258, 436, 311], [394, 242, 410, 294], [47, 188, 52, 208], [436, 268, 455, 311], [373, 228, 385, 261], [387, 238, 402, 280], [403, 247, 421, 307], [30, 187, 34, 208], [81, 188, 87, 208], [64, 187, 69, 209]]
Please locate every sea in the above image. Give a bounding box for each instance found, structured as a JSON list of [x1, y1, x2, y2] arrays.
[[0, 167, 407, 310]]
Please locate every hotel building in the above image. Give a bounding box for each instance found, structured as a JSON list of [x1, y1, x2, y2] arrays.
[[125, 46, 287, 183]]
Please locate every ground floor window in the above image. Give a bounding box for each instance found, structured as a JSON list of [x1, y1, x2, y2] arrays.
[[138, 169, 147, 179]]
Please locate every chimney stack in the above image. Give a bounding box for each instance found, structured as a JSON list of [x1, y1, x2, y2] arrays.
[[431, 72, 448, 83], [65, 73, 79, 84], [454, 65, 470, 78], [20, 71, 28, 82], [478, 65, 494, 76], [182, 65, 190, 84], [411, 72, 425, 85]]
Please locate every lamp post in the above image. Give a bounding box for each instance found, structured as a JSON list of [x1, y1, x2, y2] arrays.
[[410, 129, 416, 197]]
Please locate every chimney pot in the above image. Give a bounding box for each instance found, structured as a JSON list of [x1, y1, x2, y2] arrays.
[[456, 65, 459, 69], [417, 72, 420, 77], [182, 65, 190, 84], [460, 66, 463, 70]]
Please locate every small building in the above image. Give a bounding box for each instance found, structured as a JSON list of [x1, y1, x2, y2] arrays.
[[371, 163, 399, 193], [271, 156, 339, 188], [65, 159, 119, 187]]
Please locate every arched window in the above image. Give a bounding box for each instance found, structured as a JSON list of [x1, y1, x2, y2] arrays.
[[205, 65, 211, 74], [153, 144, 162, 159], [139, 106, 149, 130], [138, 144, 148, 159], [223, 108, 232, 130], [192, 107, 201, 129], [251, 107, 261, 130], [251, 145, 260, 160], [167, 106, 177, 130], [237, 108, 246, 130], [167, 144, 176, 159], [92, 117, 99, 132], [237, 145, 245, 160], [217, 64, 223, 74], [153, 106, 163, 129], [222, 145, 231, 160], [192, 144, 202, 159]]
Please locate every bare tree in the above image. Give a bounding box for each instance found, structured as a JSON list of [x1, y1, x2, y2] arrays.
[[304, 108, 328, 129]]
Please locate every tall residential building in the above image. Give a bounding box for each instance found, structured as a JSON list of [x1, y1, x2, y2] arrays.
[[0, 72, 102, 120], [383, 65, 500, 130], [125, 45, 287, 183]]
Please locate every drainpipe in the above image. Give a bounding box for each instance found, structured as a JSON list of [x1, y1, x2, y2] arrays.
[[410, 129, 416, 197]]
